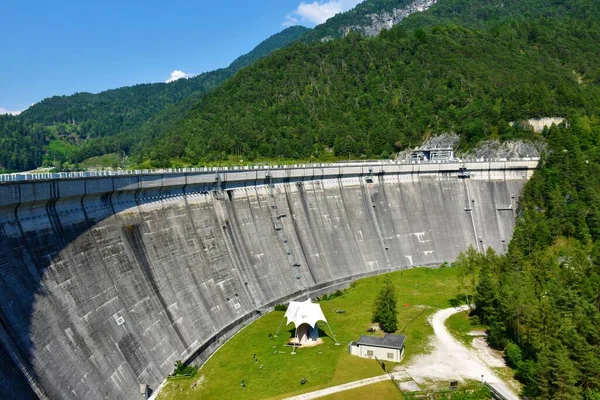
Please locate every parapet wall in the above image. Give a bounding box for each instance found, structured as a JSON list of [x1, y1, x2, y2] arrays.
[[0, 161, 537, 399]]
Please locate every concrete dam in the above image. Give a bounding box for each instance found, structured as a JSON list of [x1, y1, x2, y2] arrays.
[[0, 161, 537, 399]]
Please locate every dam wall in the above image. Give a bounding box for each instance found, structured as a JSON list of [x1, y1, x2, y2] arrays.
[[0, 161, 537, 399]]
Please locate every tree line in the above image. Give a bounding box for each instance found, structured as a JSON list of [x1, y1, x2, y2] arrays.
[[456, 117, 600, 399]]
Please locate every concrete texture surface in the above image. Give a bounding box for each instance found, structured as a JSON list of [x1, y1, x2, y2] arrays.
[[0, 162, 536, 399]]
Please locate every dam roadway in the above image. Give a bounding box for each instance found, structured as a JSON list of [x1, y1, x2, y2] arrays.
[[0, 160, 537, 399]]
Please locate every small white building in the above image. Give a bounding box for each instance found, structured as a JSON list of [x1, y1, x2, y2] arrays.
[[349, 334, 406, 363]]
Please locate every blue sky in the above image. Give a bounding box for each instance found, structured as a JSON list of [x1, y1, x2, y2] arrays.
[[0, 0, 362, 114]]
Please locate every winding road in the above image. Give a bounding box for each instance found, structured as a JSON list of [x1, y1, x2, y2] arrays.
[[405, 306, 519, 400]]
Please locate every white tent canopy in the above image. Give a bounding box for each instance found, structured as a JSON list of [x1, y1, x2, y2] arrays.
[[276, 298, 339, 353], [284, 299, 327, 328]]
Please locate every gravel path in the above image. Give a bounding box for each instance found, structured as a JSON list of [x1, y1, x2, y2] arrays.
[[284, 372, 405, 400], [405, 306, 519, 400]]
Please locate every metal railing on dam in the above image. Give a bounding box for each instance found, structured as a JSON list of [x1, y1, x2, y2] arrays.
[[0, 158, 539, 183], [0, 159, 539, 208]]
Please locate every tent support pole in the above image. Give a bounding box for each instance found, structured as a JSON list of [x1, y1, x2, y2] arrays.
[[325, 321, 340, 346], [291, 327, 298, 354], [274, 315, 286, 338]]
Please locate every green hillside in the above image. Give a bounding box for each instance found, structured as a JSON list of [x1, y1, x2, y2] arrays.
[[19, 26, 308, 139], [0, 26, 308, 172], [145, 1, 600, 166]]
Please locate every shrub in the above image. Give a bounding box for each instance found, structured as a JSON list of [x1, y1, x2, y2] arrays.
[[274, 303, 288, 311], [504, 341, 523, 368], [172, 360, 198, 377]]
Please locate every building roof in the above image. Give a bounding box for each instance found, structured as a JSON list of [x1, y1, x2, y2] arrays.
[[356, 334, 406, 350], [284, 299, 327, 328]]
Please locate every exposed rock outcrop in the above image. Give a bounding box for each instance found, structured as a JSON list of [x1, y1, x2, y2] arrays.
[[343, 0, 438, 37], [511, 117, 566, 133]]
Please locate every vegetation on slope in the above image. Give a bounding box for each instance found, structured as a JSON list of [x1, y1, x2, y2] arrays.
[[456, 118, 600, 399], [20, 26, 308, 138], [0, 26, 308, 172], [4, 0, 600, 172], [0, 115, 46, 171], [146, 11, 600, 166]]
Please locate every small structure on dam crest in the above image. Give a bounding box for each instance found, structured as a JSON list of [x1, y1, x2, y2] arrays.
[[276, 299, 339, 353]]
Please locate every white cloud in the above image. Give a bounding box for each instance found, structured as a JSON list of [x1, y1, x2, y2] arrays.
[[165, 70, 193, 83], [0, 107, 22, 116], [284, 0, 363, 26]]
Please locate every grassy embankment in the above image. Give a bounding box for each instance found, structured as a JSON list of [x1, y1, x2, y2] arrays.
[[159, 267, 461, 400]]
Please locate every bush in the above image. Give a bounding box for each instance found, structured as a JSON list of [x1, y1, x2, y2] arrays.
[[487, 320, 508, 349], [316, 288, 347, 302], [171, 360, 198, 377], [274, 303, 288, 311], [504, 341, 523, 368]]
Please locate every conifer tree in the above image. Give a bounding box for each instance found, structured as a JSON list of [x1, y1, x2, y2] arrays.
[[474, 262, 498, 324], [372, 275, 398, 333]]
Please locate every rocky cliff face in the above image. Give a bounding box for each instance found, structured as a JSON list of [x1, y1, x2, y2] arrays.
[[342, 0, 438, 38]]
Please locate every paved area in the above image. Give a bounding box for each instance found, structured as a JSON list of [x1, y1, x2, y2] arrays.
[[284, 372, 405, 400]]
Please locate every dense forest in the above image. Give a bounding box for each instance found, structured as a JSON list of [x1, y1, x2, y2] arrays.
[[144, 1, 600, 166], [19, 26, 308, 139], [0, 115, 46, 171], [454, 117, 600, 399]]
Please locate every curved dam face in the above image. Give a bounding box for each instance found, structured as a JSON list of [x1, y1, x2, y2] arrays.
[[0, 162, 536, 399]]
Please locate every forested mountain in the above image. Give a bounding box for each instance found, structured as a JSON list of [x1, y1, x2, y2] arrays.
[[0, 26, 308, 172], [0, 115, 45, 171], [145, 0, 600, 166], [19, 26, 308, 140]]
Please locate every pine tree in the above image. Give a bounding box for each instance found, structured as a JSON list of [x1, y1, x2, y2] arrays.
[[474, 262, 498, 324], [372, 275, 398, 333]]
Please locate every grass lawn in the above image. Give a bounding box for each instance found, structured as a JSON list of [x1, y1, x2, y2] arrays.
[[319, 380, 404, 400], [444, 309, 486, 347], [158, 267, 461, 400]]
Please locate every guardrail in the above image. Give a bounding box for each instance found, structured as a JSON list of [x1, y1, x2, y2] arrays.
[[485, 382, 512, 400], [0, 158, 540, 183]]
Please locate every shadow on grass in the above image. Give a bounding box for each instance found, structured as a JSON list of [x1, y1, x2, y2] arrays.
[[448, 294, 469, 308], [398, 309, 427, 334], [284, 326, 335, 344]]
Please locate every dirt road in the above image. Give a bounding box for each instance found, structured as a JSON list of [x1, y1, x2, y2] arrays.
[[405, 306, 519, 400]]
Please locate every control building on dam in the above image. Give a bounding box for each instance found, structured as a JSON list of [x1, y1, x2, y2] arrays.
[[0, 160, 537, 399]]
